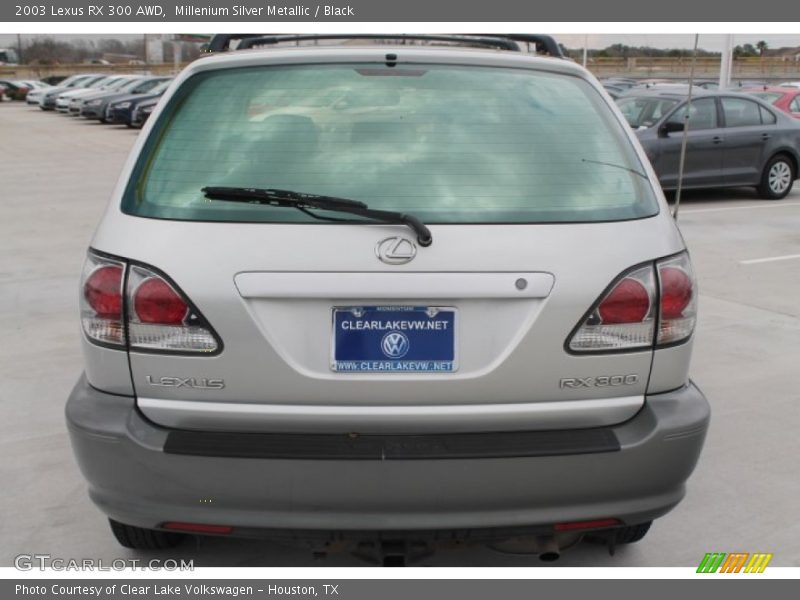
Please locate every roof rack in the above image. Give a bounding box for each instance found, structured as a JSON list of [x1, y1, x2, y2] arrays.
[[204, 34, 564, 58]]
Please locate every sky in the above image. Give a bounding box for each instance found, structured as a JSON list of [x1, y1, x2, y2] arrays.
[[555, 34, 800, 51], [1, 33, 799, 52]]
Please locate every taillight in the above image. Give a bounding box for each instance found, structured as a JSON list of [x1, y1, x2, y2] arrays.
[[568, 264, 657, 352], [127, 264, 218, 353], [567, 252, 697, 352], [80, 251, 219, 354], [134, 278, 188, 325], [656, 254, 697, 345], [80, 254, 126, 347]]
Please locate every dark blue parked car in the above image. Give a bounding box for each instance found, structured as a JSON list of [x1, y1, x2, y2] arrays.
[[106, 79, 172, 127]]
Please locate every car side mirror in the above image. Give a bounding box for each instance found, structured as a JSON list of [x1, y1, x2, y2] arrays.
[[659, 121, 685, 137]]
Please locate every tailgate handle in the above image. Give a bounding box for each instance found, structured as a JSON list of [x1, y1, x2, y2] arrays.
[[235, 272, 555, 299]]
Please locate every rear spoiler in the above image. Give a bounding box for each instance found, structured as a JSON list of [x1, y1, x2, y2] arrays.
[[204, 34, 564, 58]]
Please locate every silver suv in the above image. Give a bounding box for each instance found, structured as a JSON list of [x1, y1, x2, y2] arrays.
[[67, 35, 709, 560]]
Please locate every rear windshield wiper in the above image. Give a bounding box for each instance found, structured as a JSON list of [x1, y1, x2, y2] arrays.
[[202, 186, 432, 247], [580, 158, 648, 180]]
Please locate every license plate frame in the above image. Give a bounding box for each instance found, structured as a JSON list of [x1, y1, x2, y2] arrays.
[[331, 305, 458, 373]]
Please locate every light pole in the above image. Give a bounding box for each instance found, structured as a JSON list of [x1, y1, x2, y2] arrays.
[[719, 34, 733, 89]]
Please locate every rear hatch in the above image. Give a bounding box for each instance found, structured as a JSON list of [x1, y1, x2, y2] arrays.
[[92, 50, 685, 433]]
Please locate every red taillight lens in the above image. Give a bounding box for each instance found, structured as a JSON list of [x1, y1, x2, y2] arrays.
[[656, 254, 697, 345], [554, 518, 621, 532], [133, 277, 188, 325], [84, 265, 123, 318], [659, 266, 693, 319], [80, 254, 126, 347], [162, 522, 233, 534], [597, 278, 650, 324]]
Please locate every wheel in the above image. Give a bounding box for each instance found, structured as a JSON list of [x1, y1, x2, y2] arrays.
[[584, 521, 652, 545], [758, 154, 795, 200], [108, 519, 185, 550], [613, 521, 652, 544]]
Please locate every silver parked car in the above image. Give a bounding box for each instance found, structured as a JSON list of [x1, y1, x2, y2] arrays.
[[617, 87, 800, 199], [67, 35, 709, 561]]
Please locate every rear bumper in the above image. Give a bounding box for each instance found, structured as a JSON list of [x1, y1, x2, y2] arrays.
[[66, 375, 709, 534]]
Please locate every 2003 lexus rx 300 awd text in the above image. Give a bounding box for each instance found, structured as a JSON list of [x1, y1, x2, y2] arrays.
[[66, 35, 710, 561]]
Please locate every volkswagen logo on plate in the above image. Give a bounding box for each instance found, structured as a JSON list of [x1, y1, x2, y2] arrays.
[[375, 236, 416, 265], [381, 331, 410, 359]]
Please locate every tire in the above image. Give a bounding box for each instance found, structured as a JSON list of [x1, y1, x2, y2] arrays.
[[758, 154, 795, 200], [109, 519, 185, 550], [613, 521, 652, 544], [584, 521, 652, 546]]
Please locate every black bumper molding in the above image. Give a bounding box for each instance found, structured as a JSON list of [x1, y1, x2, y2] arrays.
[[163, 427, 620, 460]]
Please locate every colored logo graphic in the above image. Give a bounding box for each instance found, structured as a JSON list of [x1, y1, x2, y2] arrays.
[[696, 552, 773, 573], [381, 331, 410, 359]]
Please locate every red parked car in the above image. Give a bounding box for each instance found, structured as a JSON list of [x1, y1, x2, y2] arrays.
[[743, 86, 800, 119]]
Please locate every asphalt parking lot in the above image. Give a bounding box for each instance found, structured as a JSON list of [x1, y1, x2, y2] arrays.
[[1, 101, 799, 568]]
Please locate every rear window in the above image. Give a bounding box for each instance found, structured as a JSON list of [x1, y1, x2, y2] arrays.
[[123, 63, 658, 224], [616, 96, 680, 129], [749, 91, 783, 105]]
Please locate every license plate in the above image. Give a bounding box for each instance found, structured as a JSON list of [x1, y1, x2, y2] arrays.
[[331, 306, 457, 373]]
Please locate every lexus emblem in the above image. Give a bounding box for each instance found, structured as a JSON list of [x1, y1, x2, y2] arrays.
[[375, 236, 417, 265]]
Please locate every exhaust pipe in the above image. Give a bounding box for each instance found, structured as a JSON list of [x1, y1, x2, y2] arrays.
[[537, 536, 561, 562]]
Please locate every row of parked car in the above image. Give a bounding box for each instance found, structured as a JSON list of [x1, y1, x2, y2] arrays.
[[23, 72, 171, 128], [602, 77, 800, 119], [604, 78, 800, 199], [0, 78, 50, 101]]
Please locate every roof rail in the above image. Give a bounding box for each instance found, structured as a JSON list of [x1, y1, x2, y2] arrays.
[[497, 35, 565, 58], [204, 34, 564, 57]]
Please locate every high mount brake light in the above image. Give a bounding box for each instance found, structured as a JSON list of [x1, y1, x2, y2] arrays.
[[79, 251, 219, 354], [568, 252, 696, 352]]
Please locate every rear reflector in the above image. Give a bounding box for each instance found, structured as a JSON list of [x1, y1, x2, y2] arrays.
[[162, 522, 233, 534], [554, 518, 621, 532]]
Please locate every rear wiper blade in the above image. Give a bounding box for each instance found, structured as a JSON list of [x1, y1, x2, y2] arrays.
[[202, 186, 432, 247], [580, 158, 648, 180]]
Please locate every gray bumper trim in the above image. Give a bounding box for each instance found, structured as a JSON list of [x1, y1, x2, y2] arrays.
[[66, 375, 710, 532]]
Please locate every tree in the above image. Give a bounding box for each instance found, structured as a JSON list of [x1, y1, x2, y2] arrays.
[[756, 40, 768, 56]]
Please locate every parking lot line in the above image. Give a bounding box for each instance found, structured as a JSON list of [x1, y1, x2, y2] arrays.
[[680, 201, 800, 214], [740, 253, 800, 265]]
